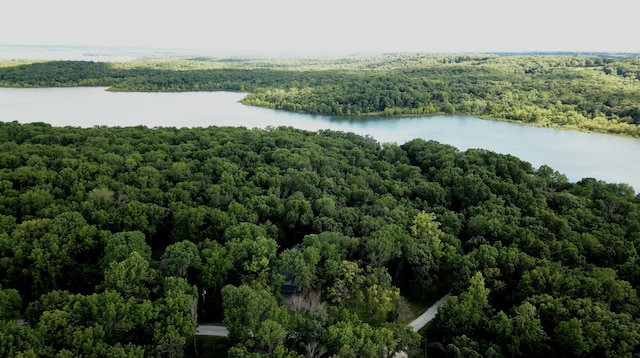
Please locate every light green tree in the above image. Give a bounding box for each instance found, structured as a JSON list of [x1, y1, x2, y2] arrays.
[[162, 240, 201, 278], [221, 284, 288, 343], [102, 230, 152, 267], [100, 251, 159, 299]]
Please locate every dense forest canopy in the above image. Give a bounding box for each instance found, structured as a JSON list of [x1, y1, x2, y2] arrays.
[[1, 53, 640, 137], [0, 121, 639, 357]]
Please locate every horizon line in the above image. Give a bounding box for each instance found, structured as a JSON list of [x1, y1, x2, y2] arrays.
[[2, 44, 640, 58]]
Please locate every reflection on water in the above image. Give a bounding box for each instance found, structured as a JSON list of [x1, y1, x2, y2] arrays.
[[1, 87, 639, 192]]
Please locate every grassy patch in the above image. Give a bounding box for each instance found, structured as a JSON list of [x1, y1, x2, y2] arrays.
[[396, 296, 433, 325]]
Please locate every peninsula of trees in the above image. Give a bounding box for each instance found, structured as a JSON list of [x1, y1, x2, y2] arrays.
[[1, 53, 640, 137], [1, 122, 639, 357]]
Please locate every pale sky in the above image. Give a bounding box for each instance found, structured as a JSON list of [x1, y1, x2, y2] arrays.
[[2, 0, 639, 54]]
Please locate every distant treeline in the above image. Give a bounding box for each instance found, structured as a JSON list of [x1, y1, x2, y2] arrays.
[[1, 54, 640, 137], [1, 122, 639, 356]]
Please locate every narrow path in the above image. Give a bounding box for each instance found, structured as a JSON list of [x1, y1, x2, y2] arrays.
[[195, 324, 228, 337], [195, 293, 451, 337], [393, 293, 451, 358], [407, 293, 450, 332]]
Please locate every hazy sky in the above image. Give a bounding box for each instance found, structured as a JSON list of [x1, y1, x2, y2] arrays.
[[2, 0, 638, 54]]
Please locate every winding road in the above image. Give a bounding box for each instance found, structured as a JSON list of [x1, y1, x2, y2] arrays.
[[195, 293, 450, 337]]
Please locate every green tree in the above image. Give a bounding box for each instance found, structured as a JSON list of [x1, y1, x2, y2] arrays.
[[325, 260, 364, 307], [554, 318, 588, 357], [0, 320, 43, 357], [430, 272, 492, 340], [255, 319, 287, 355], [169, 204, 210, 243], [198, 239, 233, 291], [0, 212, 105, 301], [490, 302, 548, 356], [325, 319, 398, 357], [364, 284, 399, 321], [162, 240, 201, 278], [100, 251, 159, 299], [221, 284, 288, 343], [102, 230, 152, 268], [0, 287, 22, 320], [362, 224, 404, 268], [227, 236, 278, 288], [277, 248, 317, 291], [403, 211, 446, 296], [154, 277, 199, 358], [284, 195, 314, 230]]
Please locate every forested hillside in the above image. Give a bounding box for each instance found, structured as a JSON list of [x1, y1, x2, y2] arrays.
[[1, 53, 640, 137], [1, 122, 639, 357]]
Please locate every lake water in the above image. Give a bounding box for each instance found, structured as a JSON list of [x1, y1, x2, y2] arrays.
[[1, 87, 639, 192]]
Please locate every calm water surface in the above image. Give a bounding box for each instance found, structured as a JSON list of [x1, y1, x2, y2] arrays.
[[1, 87, 639, 192]]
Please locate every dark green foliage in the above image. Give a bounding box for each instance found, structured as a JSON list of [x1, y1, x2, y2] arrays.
[[0, 319, 43, 357], [0, 288, 22, 320], [0, 121, 639, 356]]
